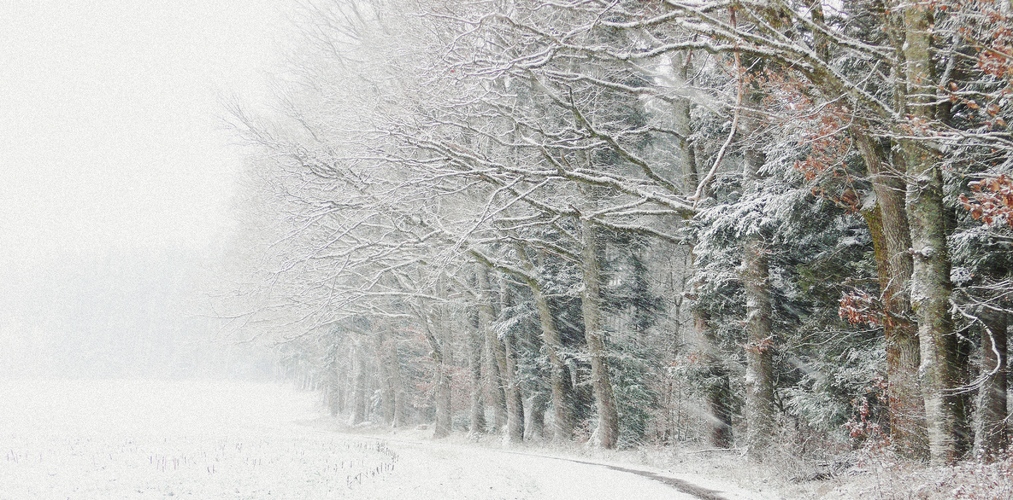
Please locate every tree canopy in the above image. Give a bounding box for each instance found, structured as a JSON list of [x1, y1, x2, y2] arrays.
[[221, 0, 1013, 466]]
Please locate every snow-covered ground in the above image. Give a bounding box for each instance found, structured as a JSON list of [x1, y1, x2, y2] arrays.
[[0, 379, 756, 499]]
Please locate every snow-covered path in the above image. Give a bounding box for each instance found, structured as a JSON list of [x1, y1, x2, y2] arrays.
[[0, 380, 740, 499], [343, 435, 706, 500]]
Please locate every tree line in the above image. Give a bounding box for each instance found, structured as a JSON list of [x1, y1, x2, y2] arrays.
[[219, 0, 1013, 465]]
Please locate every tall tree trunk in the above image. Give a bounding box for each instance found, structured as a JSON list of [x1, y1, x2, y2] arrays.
[[855, 132, 928, 459], [327, 339, 348, 417], [897, 3, 963, 464], [976, 309, 1008, 460], [672, 50, 698, 194], [348, 342, 368, 426], [378, 324, 406, 428], [676, 50, 733, 448], [374, 327, 396, 426], [743, 231, 775, 460], [433, 362, 452, 438], [741, 88, 775, 461], [482, 300, 507, 433], [524, 392, 549, 441], [501, 331, 525, 443], [581, 217, 620, 449], [478, 266, 509, 435], [517, 272, 549, 444], [517, 246, 574, 441], [418, 302, 452, 439], [696, 309, 734, 449], [496, 277, 525, 444], [389, 340, 406, 428], [533, 283, 574, 441], [905, 124, 962, 464], [468, 301, 487, 435]]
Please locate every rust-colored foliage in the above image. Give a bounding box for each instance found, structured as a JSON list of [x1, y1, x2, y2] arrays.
[[945, 0, 1013, 129], [838, 290, 882, 327], [743, 335, 774, 354], [959, 174, 1013, 228], [844, 377, 889, 444], [760, 70, 861, 212]]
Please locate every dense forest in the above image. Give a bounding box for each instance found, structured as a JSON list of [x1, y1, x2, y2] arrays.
[[218, 0, 1013, 467]]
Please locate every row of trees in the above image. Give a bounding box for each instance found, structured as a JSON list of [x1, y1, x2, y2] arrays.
[[220, 0, 1013, 464]]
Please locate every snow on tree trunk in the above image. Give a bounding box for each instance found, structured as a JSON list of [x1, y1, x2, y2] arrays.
[[483, 305, 507, 433], [535, 283, 575, 441], [672, 50, 698, 194], [855, 132, 929, 459], [898, 3, 963, 465], [743, 232, 775, 461], [740, 79, 775, 461], [740, 91, 775, 459], [581, 217, 619, 449], [906, 161, 960, 464]]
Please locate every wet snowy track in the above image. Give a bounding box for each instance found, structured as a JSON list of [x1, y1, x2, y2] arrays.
[[0, 380, 735, 499]]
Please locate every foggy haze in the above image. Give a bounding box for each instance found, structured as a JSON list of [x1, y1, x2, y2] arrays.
[[2, 1, 1011, 499], [0, 1, 294, 378]]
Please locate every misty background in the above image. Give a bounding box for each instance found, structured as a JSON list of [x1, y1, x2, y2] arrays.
[[0, 1, 296, 378]]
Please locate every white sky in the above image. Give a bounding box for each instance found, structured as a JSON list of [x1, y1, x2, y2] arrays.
[[0, 0, 292, 269]]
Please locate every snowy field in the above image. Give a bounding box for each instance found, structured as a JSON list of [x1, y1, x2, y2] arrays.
[[0, 379, 735, 499]]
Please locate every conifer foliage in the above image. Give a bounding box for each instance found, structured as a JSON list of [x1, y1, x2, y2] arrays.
[[221, 0, 1013, 463]]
